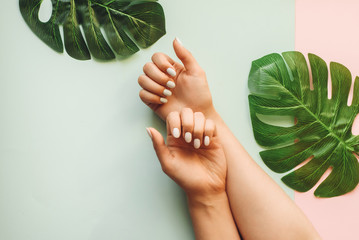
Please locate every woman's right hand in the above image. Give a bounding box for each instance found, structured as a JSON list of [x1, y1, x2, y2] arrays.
[[138, 38, 215, 121]]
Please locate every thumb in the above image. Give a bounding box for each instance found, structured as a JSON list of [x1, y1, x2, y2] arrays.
[[146, 128, 173, 170], [173, 38, 201, 73]]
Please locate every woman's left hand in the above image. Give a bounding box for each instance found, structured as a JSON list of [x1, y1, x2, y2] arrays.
[[147, 108, 226, 201]]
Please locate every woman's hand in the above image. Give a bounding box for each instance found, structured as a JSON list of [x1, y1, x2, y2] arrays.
[[139, 38, 215, 121], [146, 108, 226, 200], [148, 109, 240, 239]]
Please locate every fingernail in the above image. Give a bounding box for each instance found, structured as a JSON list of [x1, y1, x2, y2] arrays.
[[185, 132, 192, 143], [167, 68, 176, 77], [167, 81, 176, 89], [194, 139, 200, 149], [175, 37, 183, 46], [172, 128, 180, 138], [163, 89, 172, 97], [204, 136, 210, 146], [160, 98, 168, 104], [146, 128, 152, 139]]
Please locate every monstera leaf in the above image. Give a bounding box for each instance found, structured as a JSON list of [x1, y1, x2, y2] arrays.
[[248, 52, 359, 198], [19, 0, 166, 60]]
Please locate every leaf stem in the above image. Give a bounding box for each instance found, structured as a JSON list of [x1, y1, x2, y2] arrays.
[[278, 83, 354, 152], [93, 2, 164, 33]]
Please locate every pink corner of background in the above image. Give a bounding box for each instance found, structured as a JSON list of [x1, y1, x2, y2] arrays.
[[295, 172, 359, 240], [295, 0, 359, 239]]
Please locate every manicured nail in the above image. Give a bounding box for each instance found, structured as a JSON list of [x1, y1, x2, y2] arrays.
[[167, 81, 176, 89], [146, 128, 152, 139], [175, 37, 183, 46], [204, 136, 210, 146], [167, 68, 176, 77], [163, 89, 172, 97], [172, 128, 180, 138], [185, 132, 192, 143], [160, 98, 168, 104], [194, 139, 200, 149]]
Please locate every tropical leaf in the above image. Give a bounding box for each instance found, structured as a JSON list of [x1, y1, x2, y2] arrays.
[[19, 0, 166, 60], [248, 51, 359, 198]]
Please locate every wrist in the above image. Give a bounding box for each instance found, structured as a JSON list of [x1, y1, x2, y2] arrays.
[[187, 191, 228, 209], [206, 108, 226, 128], [205, 106, 220, 122]]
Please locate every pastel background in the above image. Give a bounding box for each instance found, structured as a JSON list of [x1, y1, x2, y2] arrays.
[[0, 0, 357, 239], [295, 1, 359, 239], [0, 1, 294, 240]]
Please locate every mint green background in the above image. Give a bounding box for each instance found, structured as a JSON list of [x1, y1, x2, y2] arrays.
[[0, 1, 294, 239]]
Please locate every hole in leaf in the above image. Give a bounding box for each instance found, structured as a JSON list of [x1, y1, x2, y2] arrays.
[[327, 66, 332, 99], [39, 0, 52, 23], [306, 57, 314, 91], [296, 156, 313, 169], [347, 78, 355, 106], [256, 114, 295, 127], [351, 113, 359, 135], [354, 153, 359, 163], [316, 166, 333, 187]]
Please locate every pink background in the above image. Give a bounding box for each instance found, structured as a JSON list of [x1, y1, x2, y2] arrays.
[[295, 0, 359, 239]]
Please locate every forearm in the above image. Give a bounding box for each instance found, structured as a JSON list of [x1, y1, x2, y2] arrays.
[[208, 110, 321, 240], [187, 192, 241, 240]]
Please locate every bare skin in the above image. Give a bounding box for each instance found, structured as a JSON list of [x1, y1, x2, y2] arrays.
[[140, 38, 321, 240], [147, 109, 240, 240]]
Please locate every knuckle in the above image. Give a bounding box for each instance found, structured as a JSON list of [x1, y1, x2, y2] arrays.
[[158, 75, 168, 83], [194, 112, 205, 119], [182, 107, 193, 114], [181, 108, 193, 117], [167, 111, 179, 121], [166, 112, 176, 122], [143, 62, 152, 72], [137, 75, 145, 85], [139, 89, 146, 99], [206, 119, 214, 127], [152, 52, 162, 61]]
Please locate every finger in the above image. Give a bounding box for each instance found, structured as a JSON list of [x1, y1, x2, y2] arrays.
[[139, 89, 168, 105], [151, 52, 177, 77], [166, 111, 181, 138], [193, 112, 205, 149], [147, 127, 173, 174], [138, 74, 172, 98], [204, 119, 216, 147], [180, 108, 194, 143], [143, 62, 176, 89], [173, 38, 201, 73]]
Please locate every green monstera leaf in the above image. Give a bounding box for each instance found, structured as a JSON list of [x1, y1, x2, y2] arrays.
[[19, 0, 166, 60], [248, 51, 359, 198]]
